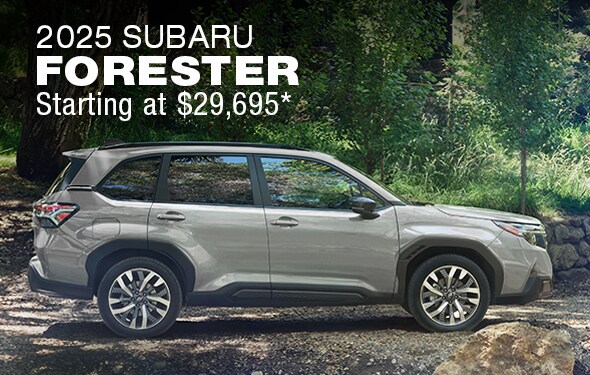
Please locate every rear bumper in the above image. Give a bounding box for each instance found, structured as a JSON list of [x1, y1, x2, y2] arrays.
[[494, 275, 552, 305], [28, 256, 93, 300]]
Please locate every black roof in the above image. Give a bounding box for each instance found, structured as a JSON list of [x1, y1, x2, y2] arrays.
[[98, 141, 308, 151]]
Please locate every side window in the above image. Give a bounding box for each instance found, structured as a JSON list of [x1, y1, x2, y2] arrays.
[[261, 157, 386, 209], [99, 157, 161, 201], [167, 155, 254, 205]]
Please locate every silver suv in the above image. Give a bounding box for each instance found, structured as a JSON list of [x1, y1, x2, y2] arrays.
[[28, 142, 553, 337]]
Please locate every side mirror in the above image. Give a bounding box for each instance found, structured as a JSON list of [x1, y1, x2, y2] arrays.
[[350, 197, 379, 220]]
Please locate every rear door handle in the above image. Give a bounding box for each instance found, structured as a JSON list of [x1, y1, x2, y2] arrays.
[[156, 211, 186, 221], [270, 216, 299, 227]]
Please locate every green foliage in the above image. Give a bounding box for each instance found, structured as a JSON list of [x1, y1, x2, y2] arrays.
[[329, 0, 446, 176], [4, 0, 590, 215], [463, 0, 567, 147], [0, 0, 27, 76], [0, 115, 19, 151], [388, 135, 590, 215]]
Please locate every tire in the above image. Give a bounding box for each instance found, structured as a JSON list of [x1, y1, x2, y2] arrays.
[[407, 254, 490, 332], [97, 257, 182, 338]]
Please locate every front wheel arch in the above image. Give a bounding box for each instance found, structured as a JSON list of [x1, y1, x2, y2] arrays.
[[396, 241, 502, 305]]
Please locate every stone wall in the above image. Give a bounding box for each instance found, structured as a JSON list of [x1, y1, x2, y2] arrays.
[[543, 216, 590, 281]]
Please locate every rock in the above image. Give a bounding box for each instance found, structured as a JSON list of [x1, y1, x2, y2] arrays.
[[583, 218, 590, 235], [544, 225, 554, 243], [251, 371, 263, 375], [578, 240, 590, 257], [154, 361, 167, 369], [113, 365, 124, 374], [556, 267, 590, 282], [548, 244, 579, 270], [554, 224, 585, 244], [568, 216, 583, 227], [433, 322, 574, 375], [574, 257, 588, 268]]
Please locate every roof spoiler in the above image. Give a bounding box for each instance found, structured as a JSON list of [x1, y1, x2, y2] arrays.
[[63, 148, 95, 160]]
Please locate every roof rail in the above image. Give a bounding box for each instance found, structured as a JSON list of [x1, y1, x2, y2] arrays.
[[97, 141, 309, 151]]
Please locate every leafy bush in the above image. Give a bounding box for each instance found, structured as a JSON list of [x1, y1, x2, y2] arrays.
[[386, 131, 590, 216], [0, 115, 19, 151]]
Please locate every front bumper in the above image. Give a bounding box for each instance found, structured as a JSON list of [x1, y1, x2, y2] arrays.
[[28, 256, 93, 300], [494, 275, 552, 305]]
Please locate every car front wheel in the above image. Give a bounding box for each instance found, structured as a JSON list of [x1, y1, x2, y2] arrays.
[[407, 254, 490, 332], [97, 257, 182, 338]]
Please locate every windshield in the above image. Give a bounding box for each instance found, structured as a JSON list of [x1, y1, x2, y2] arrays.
[[346, 163, 408, 204]]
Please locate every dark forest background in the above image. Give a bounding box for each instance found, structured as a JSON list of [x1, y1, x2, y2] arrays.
[[0, 0, 589, 216]]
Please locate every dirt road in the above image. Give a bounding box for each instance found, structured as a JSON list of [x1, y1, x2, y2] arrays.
[[0, 272, 589, 374]]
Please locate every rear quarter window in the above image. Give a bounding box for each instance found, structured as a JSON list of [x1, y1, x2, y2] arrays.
[[45, 157, 88, 197], [98, 157, 161, 201], [45, 163, 72, 196]]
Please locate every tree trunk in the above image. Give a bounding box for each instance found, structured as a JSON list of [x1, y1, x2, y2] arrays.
[[380, 134, 385, 181], [365, 158, 375, 176], [17, 0, 147, 181], [520, 145, 527, 214]]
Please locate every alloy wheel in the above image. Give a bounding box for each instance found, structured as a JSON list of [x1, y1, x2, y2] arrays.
[[419, 265, 481, 326], [108, 268, 171, 330]]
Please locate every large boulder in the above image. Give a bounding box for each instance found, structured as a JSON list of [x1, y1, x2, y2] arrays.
[[583, 217, 590, 236], [554, 224, 585, 244], [548, 244, 579, 270], [434, 322, 574, 375]]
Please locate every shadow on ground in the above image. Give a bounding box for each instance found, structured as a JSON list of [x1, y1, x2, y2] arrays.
[[42, 315, 425, 341]]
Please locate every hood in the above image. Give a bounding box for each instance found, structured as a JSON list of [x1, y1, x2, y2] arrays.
[[434, 204, 541, 225]]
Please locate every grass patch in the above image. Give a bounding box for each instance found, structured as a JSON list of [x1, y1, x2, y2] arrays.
[[387, 145, 590, 217], [0, 153, 16, 168]]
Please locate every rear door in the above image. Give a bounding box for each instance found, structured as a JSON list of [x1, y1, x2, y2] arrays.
[[148, 154, 270, 298]]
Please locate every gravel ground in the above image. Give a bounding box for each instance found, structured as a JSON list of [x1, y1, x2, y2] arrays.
[[0, 167, 589, 374], [0, 273, 589, 374]]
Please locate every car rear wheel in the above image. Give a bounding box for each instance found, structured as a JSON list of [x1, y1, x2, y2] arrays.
[[407, 254, 490, 332], [97, 257, 182, 338]]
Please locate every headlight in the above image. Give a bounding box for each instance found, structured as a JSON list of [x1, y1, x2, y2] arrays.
[[494, 221, 547, 248]]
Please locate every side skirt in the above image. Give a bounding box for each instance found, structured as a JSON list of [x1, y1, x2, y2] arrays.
[[185, 283, 393, 307]]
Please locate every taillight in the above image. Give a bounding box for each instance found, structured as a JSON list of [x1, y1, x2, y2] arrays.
[[33, 202, 79, 228]]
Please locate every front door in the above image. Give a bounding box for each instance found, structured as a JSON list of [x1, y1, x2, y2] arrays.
[[258, 156, 399, 303]]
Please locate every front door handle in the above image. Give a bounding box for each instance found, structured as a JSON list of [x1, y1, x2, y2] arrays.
[[156, 211, 186, 221], [270, 216, 299, 227]]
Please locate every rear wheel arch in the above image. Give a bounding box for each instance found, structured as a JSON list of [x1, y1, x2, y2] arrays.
[[86, 240, 196, 299], [396, 238, 503, 304]]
